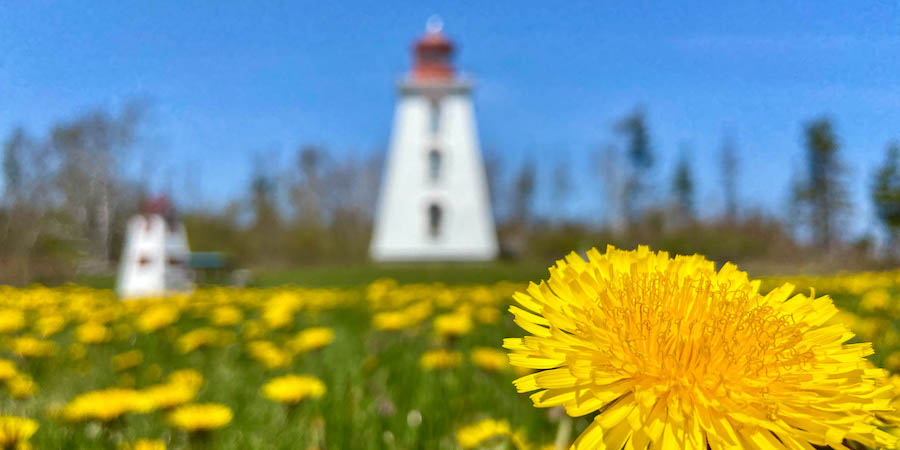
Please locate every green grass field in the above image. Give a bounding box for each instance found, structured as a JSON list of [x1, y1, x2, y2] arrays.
[[3, 261, 899, 449]]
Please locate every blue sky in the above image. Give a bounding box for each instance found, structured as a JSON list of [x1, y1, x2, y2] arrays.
[[2, 2, 899, 236]]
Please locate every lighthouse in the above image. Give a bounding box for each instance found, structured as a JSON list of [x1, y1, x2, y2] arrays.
[[370, 18, 498, 261], [116, 196, 193, 299]]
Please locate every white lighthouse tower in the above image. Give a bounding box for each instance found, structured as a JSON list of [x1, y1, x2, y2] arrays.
[[370, 18, 498, 261]]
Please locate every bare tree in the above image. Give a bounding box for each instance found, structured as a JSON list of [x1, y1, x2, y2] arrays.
[[512, 159, 536, 224], [597, 143, 624, 231], [50, 103, 146, 265]]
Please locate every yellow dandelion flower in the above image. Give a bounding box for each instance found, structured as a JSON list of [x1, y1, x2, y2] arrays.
[[0, 415, 38, 450], [136, 305, 180, 333], [433, 312, 473, 338], [7, 375, 40, 399], [113, 350, 144, 372], [166, 369, 204, 390], [286, 327, 335, 354], [475, 306, 501, 324], [456, 418, 511, 449], [854, 317, 889, 341], [118, 438, 166, 450], [75, 322, 111, 344], [372, 310, 414, 331], [10, 336, 56, 358], [241, 319, 266, 340], [176, 327, 234, 353], [247, 340, 292, 369], [261, 374, 326, 404], [0, 359, 18, 381], [34, 314, 67, 337], [860, 288, 891, 312], [262, 303, 297, 330], [470, 347, 509, 373], [210, 305, 243, 327], [373, 301, 433, 331], [142, 383, 198, 410], [167, 403, 232, 432], [62, 388, 153, 422], [0, 309, 25, 334], [505, 246, 897, 449], [419, 349, 462, 371]]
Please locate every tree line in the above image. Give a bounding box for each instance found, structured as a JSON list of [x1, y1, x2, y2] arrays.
[[3, 102, 900, 284]]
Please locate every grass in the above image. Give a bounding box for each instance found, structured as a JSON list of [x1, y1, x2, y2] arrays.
[[3, 264, 899, 449]]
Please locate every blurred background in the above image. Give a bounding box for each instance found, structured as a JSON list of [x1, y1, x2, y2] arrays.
[[3, 2, 900, 285]]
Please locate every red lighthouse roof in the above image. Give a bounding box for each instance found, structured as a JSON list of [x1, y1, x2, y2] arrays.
[[411, 16, 455, 82]]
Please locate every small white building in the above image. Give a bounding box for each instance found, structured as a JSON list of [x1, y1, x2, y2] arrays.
[[116, 196, 193, 299], [370, 18, 498, 261]]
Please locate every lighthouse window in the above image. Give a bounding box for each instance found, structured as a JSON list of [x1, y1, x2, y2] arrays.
[[428, 150, 442, 181], [428, 203, 442, 238], [428, 99, 441, 134]]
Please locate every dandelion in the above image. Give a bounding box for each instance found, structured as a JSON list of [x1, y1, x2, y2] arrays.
[[10, 336, 56, 358], [241, 319, 266, 340], [210, 305, 243, 327], [75, 322, 111, 344], [62, 388, 153, 422], [373, 301, 432, 331], [176, 327, 234, 353], [246, 341, 292, 369], [34, 314, 66, 337], [118, 438, 167, 450], [167, 403, 232, 432], [138, 369, 204, 410], [456, 418, 511, 449], [474, 306, 501, 324], [0, 359, 17, 381], [5, 374, 37, 399], [419, 349, 462, 371], [261, 374, 326, 404], [505, 246, 897, 449], [136, 305, 179, 333], [433, 312, 472, 338], [286, 327, 335, 354], [142, 383, 198, 410], [0, 309, 25, 334], [113, 350, 144, 372], [166, 369, 204, 390], [470, 347, 509, 373], [0, 415, 38, 450]]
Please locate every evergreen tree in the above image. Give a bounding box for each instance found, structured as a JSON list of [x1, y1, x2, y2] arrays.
[[616, 108, 653, 225], [872, 141, 900, 249], [794, 117, 848, 251], [720, 132, 739, 222], [672, 150, 695, 219]]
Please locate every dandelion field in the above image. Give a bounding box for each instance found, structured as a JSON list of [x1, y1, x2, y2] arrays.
[[1, 248, 900, 449]]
